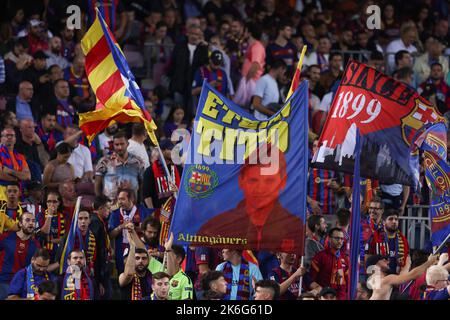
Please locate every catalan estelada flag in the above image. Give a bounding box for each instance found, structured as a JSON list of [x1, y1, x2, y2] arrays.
[[79, 8, 158, 145], [285, 45, 307, 101]]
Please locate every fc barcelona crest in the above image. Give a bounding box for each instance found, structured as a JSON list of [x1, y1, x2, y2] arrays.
[[400, 99, 444, 147], [184, 165, 218, 199]]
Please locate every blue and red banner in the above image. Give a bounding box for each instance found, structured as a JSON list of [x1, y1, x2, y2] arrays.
[[170, 81, 309, 255], [415, 122, 450, 248], [312, 60, 444, 186]]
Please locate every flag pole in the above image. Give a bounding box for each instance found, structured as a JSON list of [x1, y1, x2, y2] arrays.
[[297, 256, 304, 297]]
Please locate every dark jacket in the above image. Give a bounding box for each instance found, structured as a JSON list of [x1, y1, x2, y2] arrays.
[[168, 41, 208, 96]]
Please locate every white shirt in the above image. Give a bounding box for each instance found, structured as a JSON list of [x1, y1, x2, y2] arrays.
[[319, 91, 334, 112], [127, 139, 150, 169], [187, 43, 197, 65], [253, 73, 279, 120], [68, 144, 93, 179], [386, 39, 417, 70]]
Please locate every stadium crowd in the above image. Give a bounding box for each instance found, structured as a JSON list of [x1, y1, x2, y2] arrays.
[[0, 0, 449, 300]]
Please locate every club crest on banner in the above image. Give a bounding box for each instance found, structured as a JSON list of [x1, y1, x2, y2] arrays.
[[185, 165, 219, 199], [400, 99, 443, 146]]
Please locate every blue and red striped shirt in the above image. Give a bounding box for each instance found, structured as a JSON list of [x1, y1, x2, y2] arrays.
[[0, 232, 40, 283], [308, 168, 336, 215]]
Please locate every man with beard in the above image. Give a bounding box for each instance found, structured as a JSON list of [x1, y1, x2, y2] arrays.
[[109, 189, 152, 275], [60, 250, 95, 300], [96, 132, 145, 201], [138, 216, 164, 262], [7, 248, 56, 299], [265, 22, 297, 68], [36, 111, 63, 154], [143, 139, 181, 215], [268, 252, 306, 300], [98, 123, 117, 156], [304, 214, 327, 271], [119, 235, 153, 300], [367, 253, 438, 300], [45, 36, 69, 70], [309, 228, 349, 300], [0, 212, 40, 299], [366, 209, 411, 275]]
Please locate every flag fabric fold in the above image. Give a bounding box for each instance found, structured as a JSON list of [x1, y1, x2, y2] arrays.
[[79, 8, 157, 145]]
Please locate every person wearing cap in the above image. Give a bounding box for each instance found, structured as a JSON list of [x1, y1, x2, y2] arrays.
[[251, 59, 287, 120], [143, 138, 182, 214], [192, 50, 230, 97], [21, 50, 50, 92], [367, 252, 438, 300], [365, 209, 410, 275], [319, 287, 337, 300], [18, 19, 50, 55]]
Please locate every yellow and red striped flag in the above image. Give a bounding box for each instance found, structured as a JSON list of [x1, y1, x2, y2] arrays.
[[79, 8, 158, 145], [286, 45, 307, 101]]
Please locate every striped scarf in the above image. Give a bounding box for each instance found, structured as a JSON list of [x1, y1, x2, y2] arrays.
[[26, 264, 49, 299], [374, 229, 407, 268], [131, 272, 152, 300], [328, 247, 346, 287], [61, 270, 94, 300], [152, 161, 180, 200], [159, 196, 175, 246], [74, 231, 97, 277], [44, 211, 66, 252], [0, 145, 25, 186], [223, 259, 250, 300]]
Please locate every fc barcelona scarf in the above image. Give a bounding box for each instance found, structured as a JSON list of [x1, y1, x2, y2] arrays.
[[374, 229, 408, 268], [61, 270, 94, 300], [26, 264, 49, 299], [74, 231, 97, 277], [159, 196, 175, 246], [200, 66, 224, 93], [44, 211, 66, 252], [0, 145, 25, 186], [152, 161, 180, 200], [131, 273, 152, 300], [223, 259, 250, 300]]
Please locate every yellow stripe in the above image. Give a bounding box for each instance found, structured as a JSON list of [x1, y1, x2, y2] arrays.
[[286, 45, 308, 101], [103, 86, 128, 108], [81, 16, 104, 55], [87, 53, 117, 92]]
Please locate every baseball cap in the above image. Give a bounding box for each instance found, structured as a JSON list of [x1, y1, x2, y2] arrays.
[[365, 254, 389, 268], [319, 287, 337, 297], [159, 138, 175, 151], [29, 19, 44, 27], [210, 50, 223, 66], [26, 181, 44, 191], [33, 50, 48, 60]]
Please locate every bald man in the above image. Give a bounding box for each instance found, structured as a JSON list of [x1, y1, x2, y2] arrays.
[[6, 81, 35, 122]]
